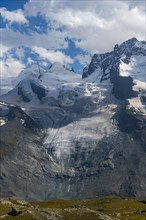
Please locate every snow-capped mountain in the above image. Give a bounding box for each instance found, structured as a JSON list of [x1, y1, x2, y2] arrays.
[[0, 38, 146, 201], [83, 38, 146, 80], [83, 38, 146, 98], [1, 62, 81, 106], [83, 37, 146, 117]]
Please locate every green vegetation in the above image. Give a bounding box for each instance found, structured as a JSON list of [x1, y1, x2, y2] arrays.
[[0, 196, 146, 220]]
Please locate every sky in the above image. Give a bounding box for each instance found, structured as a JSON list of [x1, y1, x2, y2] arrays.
[[0, 0, 146, 78]]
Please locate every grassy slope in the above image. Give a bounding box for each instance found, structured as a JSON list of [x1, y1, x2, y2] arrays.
[[0, 196, 146, 220]]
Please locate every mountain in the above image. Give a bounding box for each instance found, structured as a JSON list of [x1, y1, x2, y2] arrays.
[[1, 62, 81, 106], [83, 38, 146, 100], [0, 38, 146, 201]]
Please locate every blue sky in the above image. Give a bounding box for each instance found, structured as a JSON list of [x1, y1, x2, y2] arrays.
[[0, 0, 145, 78], [0, 0, 28, 10]]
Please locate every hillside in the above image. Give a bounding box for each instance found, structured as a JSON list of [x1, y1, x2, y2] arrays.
[[0, 196, 146, 220]]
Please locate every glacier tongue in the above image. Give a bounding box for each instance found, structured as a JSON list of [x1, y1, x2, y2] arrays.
[[42, 83, 117, 161]]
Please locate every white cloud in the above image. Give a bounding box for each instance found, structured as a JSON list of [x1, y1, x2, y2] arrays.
[[23, 0, 145, 53], [15, 47, 25, 59], [115, 7, 145, 33], [0, 0, 145, 78], [0, 7, 28, 24], [51, 10, 113, 29], [0, 57, 25, 94], [32, 46, 73, 64], [0, 45, 11, 58], [0, 58, 25, 78], [75, 54, 92, 65], [0, 28, 68, 50]]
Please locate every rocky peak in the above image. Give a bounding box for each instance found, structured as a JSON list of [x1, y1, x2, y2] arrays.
[[82, 38, 146, 100], [83, 38, 146, 78], [82, 51, 113, 79], [114, 38, 146, 57]]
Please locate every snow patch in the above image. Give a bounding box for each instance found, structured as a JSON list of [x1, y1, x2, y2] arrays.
[[0, 119, 6, 126], [120, 55, 146, 82], [127, 97, 146, 115], [20, 119, 25, 124]]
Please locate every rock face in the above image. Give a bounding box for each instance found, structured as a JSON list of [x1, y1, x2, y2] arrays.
[[0, 38, 146, 201], [83, 38, 146, 100], [7, 207, 22, 216]]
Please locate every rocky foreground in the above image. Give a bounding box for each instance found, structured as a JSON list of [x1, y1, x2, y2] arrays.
[[0, 196, 146, 220]]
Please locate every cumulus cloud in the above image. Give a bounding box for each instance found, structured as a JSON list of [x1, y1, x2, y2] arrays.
[[32, 47, 73, 64], [75, 54, 92, 65], [0, 28, 68, 50], [1, 0, 145, 54], [0, 7, 28, 24], [0, 0, 145, 79], [15, 47, 25, 59], [0, 45, 11, 58], [0, 58, 25, 78], [50, 9, 113, 29], [0, 57, 25, 94], [23, 0, 145, 53]]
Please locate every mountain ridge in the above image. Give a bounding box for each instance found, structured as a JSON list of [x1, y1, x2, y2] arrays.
[[0, 38, 146, 201]]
